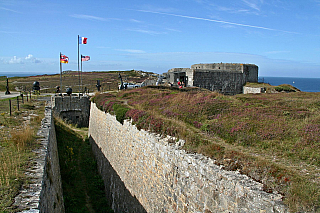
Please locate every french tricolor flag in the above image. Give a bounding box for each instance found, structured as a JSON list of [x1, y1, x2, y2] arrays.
[[79, 36, 87, 44]]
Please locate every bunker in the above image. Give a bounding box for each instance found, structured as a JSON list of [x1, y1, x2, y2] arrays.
[[164, 63, 258, 95]]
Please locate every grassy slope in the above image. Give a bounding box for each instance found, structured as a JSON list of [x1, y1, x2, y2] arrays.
[[92, 87, 320, 212]]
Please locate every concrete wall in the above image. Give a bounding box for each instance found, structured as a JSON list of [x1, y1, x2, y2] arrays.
[[243, 65, 258, 82], [243, 86, 266, 94], [13, 104, 65, 213], [88, 102, 288, 213], [167, 68, 194, 86], [193, 70, 246, 95], [191, 63, 244, 72], [52, 96, 90, 127], [166, 63, 258, 94]]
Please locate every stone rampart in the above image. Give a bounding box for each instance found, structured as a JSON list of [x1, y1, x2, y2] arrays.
[[14, 104, 65, 213], [88, 102, 288, 213], [52, 96, 90, 127]]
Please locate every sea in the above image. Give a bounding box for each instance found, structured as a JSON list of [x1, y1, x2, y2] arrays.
[[1, 73, 320, 92], [260, 77, 320, 92]]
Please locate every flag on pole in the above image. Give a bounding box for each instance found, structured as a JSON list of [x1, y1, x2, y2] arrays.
[[60, 54, 69, 63], [79, 37, 87, 44], [81, 55, 90, 61]]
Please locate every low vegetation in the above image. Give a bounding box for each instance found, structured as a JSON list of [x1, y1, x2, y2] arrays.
[[0, 98, 44, 212], [0, 70, 151, 94], [55, 118, 113, 213], [92, 87, 320, 212]]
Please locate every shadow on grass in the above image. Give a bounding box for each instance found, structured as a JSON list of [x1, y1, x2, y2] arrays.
[[55, 120, 114, 213]]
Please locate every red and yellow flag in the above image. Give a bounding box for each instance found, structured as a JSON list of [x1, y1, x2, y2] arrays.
[[60, 54, 69, 63]]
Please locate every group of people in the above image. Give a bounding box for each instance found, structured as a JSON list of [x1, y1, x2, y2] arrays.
[[177, 81, 185, 88]]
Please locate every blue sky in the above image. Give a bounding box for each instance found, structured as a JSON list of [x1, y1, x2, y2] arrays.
[[1, 0, 320, 77]]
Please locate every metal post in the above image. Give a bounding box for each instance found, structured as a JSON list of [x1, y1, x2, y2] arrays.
[[17, 96, 19, 111], [26, 93, 28, 102], [78, 35, 81, 95], [60, 52, 62, 93], [81, 54, 83, 93], [21, 94, 24, 104], [9, 99, 11, 116], [5, 78, 10, 95]]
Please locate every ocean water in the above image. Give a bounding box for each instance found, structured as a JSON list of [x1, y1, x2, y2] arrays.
[[260, 77, 320, 92], [1, 73, 51, 78]]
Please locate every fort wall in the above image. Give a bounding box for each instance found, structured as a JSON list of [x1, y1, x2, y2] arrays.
[[88, 102, 288, 213], [17, 97, 287, 212], [51, 96, 90, 127], [191, 63, 244, 71], [193, 70, 246, 95], [166, 63, 258, 94], [14, 104, 65, 213]]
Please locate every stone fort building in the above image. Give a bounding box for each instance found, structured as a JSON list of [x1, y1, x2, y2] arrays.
[[164, 63, 258, 95]]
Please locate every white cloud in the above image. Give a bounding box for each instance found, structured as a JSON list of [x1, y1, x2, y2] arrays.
[[8, 56, 23, 64], [0, 6, 20, 13], [70, 14, 120, 21], [242, 0, 263, 11], [215, 6, 257, 15], [139, 5, 179, 13], [130, 19, 142, 23], [5, 54, 41, 64], [96, 46, 110, 49], [128, 28, 165, 35], [25, 54, 41, 63], [136, 9, 298, 34], [165, 28, 182, 33], [116, 49, 146, 53], [265, 50, 290, 54], [25, 54, 33, 60]]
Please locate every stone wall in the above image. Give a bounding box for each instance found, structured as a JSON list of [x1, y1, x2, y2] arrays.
[[14, 104, 65, 213], [51, 96, 90, 127], [88, 102, 288, 213]]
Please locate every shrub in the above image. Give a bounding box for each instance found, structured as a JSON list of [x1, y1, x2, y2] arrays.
[[113, 104, 129, 124], [275, 85, 295, 92], [22, 104, 35, 110], [11, 126, 34, 150]]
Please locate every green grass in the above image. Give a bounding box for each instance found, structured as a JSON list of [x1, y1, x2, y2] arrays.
[[55, 118, 113, 213], [92, 87, 320, 212], [0, 98, 44, 212]]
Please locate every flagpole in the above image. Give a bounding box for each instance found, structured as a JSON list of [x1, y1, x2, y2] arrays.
[[60, 52, 62, 95], [81, 54, 83, 93], [78, 35, 80, 95]]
